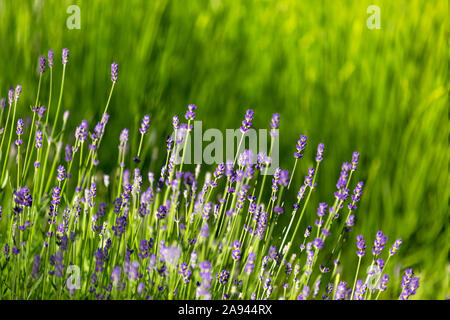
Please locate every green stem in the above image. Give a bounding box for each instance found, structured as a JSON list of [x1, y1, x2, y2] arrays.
[[1, 99, 18, 182], [350, 256, 362, 300]]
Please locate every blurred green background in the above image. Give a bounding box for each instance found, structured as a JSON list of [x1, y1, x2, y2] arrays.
[[0, 0, 447, 299]]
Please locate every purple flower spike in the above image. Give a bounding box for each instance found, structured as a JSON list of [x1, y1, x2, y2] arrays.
[[185, 104, 197, 121], [313, 238, 324, 249], [356, 235, 366, 257], [38, 106, 46, 119], [335, 281, 347, 300], [351, 151, 359, 171], [16, 119, 23, 136], [139, 115, 151, 134], [389, 239, 402, 256], [294, 135, 307, 159], [119, 128, 129, 149], [62, 48, 69, 65], [39, 56, 46, 73], [35, 130, 43, 149], [15, 119, 24, 146], [269, 113, 280, 136], [400, 268, 420, 300], [48, 50, 54, 67], [32, 255, 41, 279], [315, 143, 324, 162], [0, 98, 5, 110], [8, 88, 14, 105], [57, 165, 66, 182], [240, 109, 254, 133], [316, 202, 327, 217], [379, 274, 389, 291], [372, 231, 388, 256], [111, 62, 118, 82], [172, 115, 180, 130], [15, 85, 22, 101], [217, 270, 230, 285], [304, 226, 312, 238], [304, 168, 315, 188], [156, 205, 167, 219]]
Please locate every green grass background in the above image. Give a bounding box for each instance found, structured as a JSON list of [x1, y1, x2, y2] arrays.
[[0, 0, 448, 299]]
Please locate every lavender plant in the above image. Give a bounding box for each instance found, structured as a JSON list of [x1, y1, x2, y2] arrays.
[[0, 50, 420, 300]]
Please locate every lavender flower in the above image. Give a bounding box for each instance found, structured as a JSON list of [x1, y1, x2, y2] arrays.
[[232, 240, 241, 260], [62, 48, 69, 65], [316, 202, 327, 217], [216, 270, 230, 285], [304, 226, 312, 238], [119, 128, 129, 150], [400, 268, 420, 300], [156, 205, 168, 219], [185, 104, 197, 121], [315, 143, 324, 162], [57, 165, 66, 182], [48, 49, 54, 67], [240, 109, 254, 133], [111, 62, 118, 82], [75, 120, 89, 142], [313, 238, 324, 249], [197, 261, 212, 300], [269, 113, 280, 136], [356, 235, 366, 257], [32, 255, 41, 278], [379, 274, 389, 291], [348, 181, 363, 210], [15, 85, 22, 102], [172, 115, 180, 130], [372, 231, 388, 256], [389, 239, 402, 256], [351, 151, 359, 171], [294, 135, 308, 159], [15, 119, 24, 146], [354, 280, 367, 300], [14, 187, 33, 207], [304, 168, 315, 188], [139, 115, 151, 134], [335, 281, 347, 300], [36, 56, 46, 74], [35, 130, 43, 149]]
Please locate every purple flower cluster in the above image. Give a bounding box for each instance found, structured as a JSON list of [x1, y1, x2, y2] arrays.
[[48, 49, 54, 67], [372, 231, 388, 256], [39, 56, 46, 73], [356, 235, 366, 257], [139, 115, 151, 134], [294, 135, 307, 159], [62, 48, 69, 65], [185, 104, 197, 121], [15, 119, 23, 146], [111, 62, 118, 82], [315, 143, 324, 162], [269, 113, 280, 136], [240, 109, 254, 133], [399, 268, 420, 300]]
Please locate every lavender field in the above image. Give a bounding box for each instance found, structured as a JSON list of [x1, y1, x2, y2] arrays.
[[0, 0, 447, 300]]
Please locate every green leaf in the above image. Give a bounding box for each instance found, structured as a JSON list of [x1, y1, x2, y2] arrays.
[[1, 170, 8, 189], [26, 276, 43, 300]]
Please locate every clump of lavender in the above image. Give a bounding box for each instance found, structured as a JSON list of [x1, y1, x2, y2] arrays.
[[0, 49, 420, 301]]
